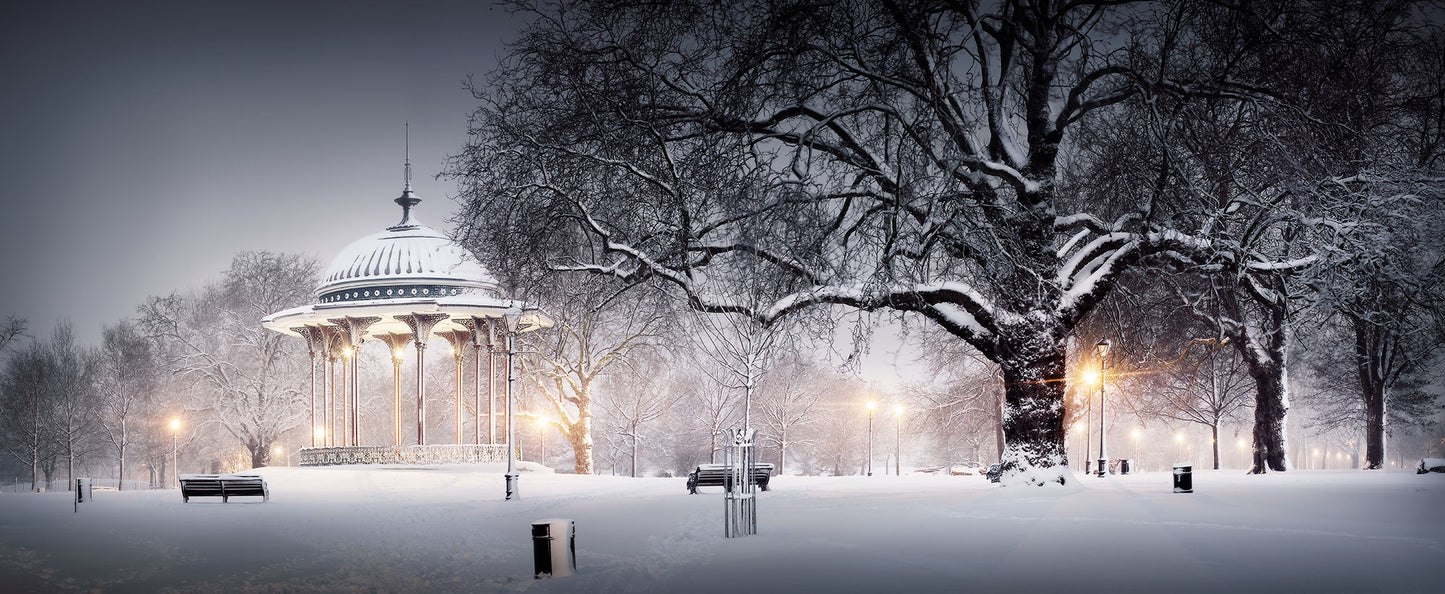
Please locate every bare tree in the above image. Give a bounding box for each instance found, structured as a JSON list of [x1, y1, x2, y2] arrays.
[[1140, 339, 1254, 470], [1, 341, 54, 489], [755, 354, 829, 474], [449, 1, 1340, 483], [520, 277, 667, 474], [47, 322, 97, 490], [94, 320, 159, 490], [140, 251, 317, 469], [0, 316, 25, 353]]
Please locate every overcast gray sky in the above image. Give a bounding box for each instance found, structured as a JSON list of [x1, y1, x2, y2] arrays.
[[1, 0, 521, 343]]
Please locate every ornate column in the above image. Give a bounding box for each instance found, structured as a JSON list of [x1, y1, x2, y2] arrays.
[[321, 326, 346, 447], [396, 313, 448, 445], [292, 326, 327, 448], [376, 332, 413, 446], [457, 317, 492, 445], [331, 317, 380, 446], [440, 330, 471, 445]]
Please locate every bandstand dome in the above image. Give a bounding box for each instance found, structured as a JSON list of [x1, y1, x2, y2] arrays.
[[315, 220, 501, 304], [261, 148, 550, 466]]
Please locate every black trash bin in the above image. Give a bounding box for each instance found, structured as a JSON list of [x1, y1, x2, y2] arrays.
[[1172, 463, 1192, 493], [1120, 459, 1132, 475], [532, 519, 576, 578]]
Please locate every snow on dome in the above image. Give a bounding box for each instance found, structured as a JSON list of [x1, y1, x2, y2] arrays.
[[315, 223, 500, 303]]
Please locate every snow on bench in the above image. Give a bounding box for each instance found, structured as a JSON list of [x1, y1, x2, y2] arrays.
[[1417, 458, 1445, 474]]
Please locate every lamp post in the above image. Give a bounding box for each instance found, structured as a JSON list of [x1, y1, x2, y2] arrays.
[[894, 405, 904, 476], [503, 305, 524, 500], [1175, 432, 1184, 462], [866, 400, 877, 476], [1095, 338, 1110, 477], [1132, 429, 1142, 470], [170, 418, 180, 488]]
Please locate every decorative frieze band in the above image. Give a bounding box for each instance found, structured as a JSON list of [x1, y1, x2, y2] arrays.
[[297, 444, 509, 466]]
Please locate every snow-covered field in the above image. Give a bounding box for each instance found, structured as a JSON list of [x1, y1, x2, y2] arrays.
[[1, 464, 1440, 593]]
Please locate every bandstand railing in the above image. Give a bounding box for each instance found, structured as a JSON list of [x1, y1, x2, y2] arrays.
[[298, 444, 510, 466]]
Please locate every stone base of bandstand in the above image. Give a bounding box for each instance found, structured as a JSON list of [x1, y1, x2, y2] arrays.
[[298, 444, 509, 466]]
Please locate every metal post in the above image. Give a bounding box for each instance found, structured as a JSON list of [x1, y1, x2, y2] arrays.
[[171, 430, 178, 489], [866, 407, 874, 476], [895, 411, 901, 476], [1097, 371, 1107, 477], [505, 332, 519, 500]]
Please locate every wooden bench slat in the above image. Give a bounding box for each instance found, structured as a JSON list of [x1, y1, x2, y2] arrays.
[[180, 473, 269, 503]]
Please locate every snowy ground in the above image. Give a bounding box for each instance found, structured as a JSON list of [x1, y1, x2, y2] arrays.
[[1, 464, 1440, 593]]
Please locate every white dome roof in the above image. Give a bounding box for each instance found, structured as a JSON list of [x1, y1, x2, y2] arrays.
[[310, 151, 502, 303], [315, 221, 501, 303]]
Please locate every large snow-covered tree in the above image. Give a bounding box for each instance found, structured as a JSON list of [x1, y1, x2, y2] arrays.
[[140, 251, 316, 469], [451, 1, 1366, 483], [519, 277, 667, 474]]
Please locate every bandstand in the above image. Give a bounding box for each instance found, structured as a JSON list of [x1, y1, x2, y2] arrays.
[[262, 149, 550, 471]]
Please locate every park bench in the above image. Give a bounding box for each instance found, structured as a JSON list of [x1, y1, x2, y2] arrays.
[[179, 473, 269, 503], [687, 463, 774, 494]]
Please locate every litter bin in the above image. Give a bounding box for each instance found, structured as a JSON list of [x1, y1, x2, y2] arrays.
[[1172, 463, 1192, 493], [532, 519, 576, 578], [1120, 459, 1132, 475]]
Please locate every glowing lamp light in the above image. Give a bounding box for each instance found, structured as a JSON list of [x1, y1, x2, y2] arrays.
[[1082, 369, 1101, 386], [170, 418, 180, 432], [866, 400, 877, 411], [894, 405, 904, 417], [315, 427, 326, 439], [393, 348, 405, 361]]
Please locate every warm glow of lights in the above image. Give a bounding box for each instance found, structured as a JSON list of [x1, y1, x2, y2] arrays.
[[449, 346, 456, 356], [343, 347, 354, 359], [273, 445, 284, 454], [1074, 423, 1084, 434], [1132, 429, 1141, 440], [894, 405, 904, 417], [393, 348, 405, 360], [315, 428, 326, 439], [1238, 439, 1247, 448], [170, 418, 180, 432], [1175, 433, 1183, 443], [1081, 369, 1101, 386], [866, 400, 877, 411]]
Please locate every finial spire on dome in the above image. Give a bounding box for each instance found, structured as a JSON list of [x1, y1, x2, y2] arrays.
[[392, 122, 422, 229]]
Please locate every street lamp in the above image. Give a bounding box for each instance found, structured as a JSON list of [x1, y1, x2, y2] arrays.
[[503, 305, 525, 500], [273, 445, 291, 467], [1238, 438, 1247, 469], [894, 405, 904, 476], [866, 400, 877, 476], [170, 418, 181, 488], [1175, 432, 1184, 461], [534, 416, 549, 462], [1095, 338, 1110, 477]]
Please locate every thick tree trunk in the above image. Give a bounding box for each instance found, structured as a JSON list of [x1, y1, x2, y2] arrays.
[[998, 335, 1069, 484], [779, 426, 788, 475], [570, 423, 594, 475], [1211, 423, 1220, 470], [1247, 363, 1289, 473], [1355, 322, 1387, 470]]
